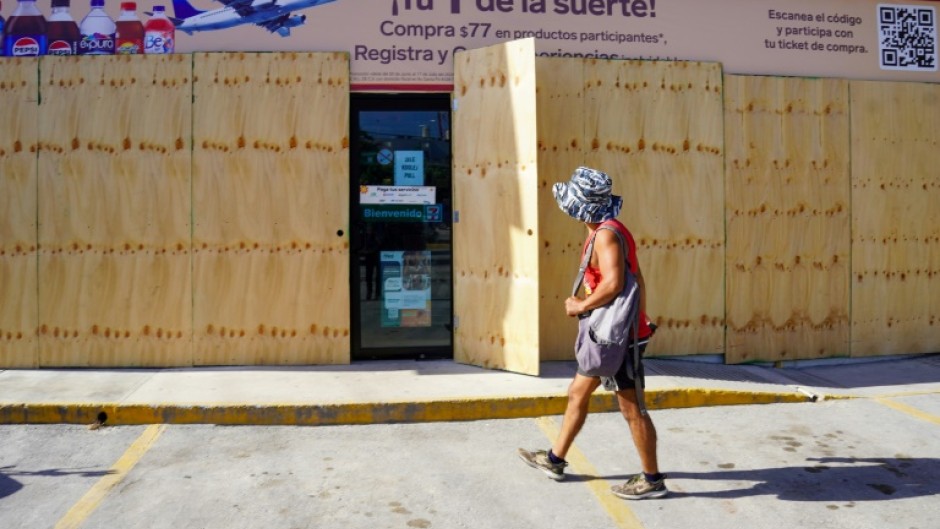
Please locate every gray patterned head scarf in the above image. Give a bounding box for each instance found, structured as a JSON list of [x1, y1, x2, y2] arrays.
[[552, 167, 622, 223]]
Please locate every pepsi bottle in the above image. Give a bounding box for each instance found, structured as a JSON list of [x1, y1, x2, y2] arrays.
[[3, 0, 48, 57], [47, 0, 80, 55]]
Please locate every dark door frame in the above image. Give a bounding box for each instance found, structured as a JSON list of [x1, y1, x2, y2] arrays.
[[349, 93, 453, 361]]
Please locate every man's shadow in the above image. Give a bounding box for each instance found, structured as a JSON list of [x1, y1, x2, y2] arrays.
[[0, 465, 114, 501], [573, 457, 940, 502], [0, 471, 22, 500]]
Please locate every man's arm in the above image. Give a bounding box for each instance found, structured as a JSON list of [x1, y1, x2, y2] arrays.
[[565, 228, 624, 317]]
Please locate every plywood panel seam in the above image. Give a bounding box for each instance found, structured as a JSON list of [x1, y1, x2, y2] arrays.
[[719, 66, 729, 364], [845, 80, 854, 359]]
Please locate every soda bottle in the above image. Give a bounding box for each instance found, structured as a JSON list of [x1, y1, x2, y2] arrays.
[[47, 0, 80, 55], [3, 0, 48, 57], [78, 0, 115, 55], [143, 5, 173, 55], [114, 1, 142, 54]]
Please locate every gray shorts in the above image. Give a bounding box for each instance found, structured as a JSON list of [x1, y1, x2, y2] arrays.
[[575, 319, 650, 392]]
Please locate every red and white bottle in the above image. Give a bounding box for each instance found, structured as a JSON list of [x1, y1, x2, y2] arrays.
[[143, 5, 174, 54], [115, 1, 143, 54]]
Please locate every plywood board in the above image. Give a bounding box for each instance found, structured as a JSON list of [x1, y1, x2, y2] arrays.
[[0, 58, 39, 368], [453, 39, 540, 375], [534, 57, 588, 361], [724, 75, 851, 363], [851, 80, 940, 357], [583, 60, 725, 357], [192, 52, 350, 365], [38, 55, 192, 367]]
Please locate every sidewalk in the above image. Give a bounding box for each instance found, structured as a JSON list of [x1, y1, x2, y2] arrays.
[[2, 354, 939, 426]]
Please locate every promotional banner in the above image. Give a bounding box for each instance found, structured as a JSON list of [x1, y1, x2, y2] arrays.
[[380, 250, 432, 327], [2, 0, 937, 88]]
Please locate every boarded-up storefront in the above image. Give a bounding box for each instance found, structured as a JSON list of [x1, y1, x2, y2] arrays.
[[1, 35, 938, 369]]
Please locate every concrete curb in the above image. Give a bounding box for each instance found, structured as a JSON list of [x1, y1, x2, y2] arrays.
[[0, 387, 840, 426]]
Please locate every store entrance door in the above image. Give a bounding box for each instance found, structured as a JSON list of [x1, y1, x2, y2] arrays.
[[350, 94, 453, 360]]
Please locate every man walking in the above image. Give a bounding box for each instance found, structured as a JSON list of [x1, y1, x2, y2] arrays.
[[518, 167, 666, 500]]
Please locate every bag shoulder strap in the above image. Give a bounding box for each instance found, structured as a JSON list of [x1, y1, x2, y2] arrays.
[[571, 229, 598, 297]]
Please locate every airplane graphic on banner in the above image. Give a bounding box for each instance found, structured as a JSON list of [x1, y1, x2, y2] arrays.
[[169, 0, 337, 37]]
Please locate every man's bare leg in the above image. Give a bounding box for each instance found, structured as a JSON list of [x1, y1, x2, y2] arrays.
[[615, 389, 659, 474], [551, 374, 602, 459]]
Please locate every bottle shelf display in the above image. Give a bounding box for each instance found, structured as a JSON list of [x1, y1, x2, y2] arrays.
[[2, 0, 172, 55]]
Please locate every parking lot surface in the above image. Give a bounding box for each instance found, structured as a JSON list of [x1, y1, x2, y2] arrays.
[[2, 395, 938, 529]]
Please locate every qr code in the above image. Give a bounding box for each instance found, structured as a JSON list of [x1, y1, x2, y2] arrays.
[[878, 4, 938, 71]]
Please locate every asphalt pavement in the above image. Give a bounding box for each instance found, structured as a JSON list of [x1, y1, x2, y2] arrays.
[[1, 354, 939, 529], [1, 393, 938, 529]]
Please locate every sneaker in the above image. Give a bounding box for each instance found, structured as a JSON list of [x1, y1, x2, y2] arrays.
[[518, 448, 567, 481], [610, 473, 668, 500]]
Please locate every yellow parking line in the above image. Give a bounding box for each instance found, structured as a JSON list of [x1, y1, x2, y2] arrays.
[[535, 417, 645, 529], [875, 398, 940, 425], [54, 424, 167, 529]]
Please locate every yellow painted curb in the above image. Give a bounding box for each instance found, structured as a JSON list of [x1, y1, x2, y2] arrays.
[[0, 388, 825, 426]]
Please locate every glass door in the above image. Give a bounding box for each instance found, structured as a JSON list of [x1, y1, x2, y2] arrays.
[[350, 94, 453, 359]]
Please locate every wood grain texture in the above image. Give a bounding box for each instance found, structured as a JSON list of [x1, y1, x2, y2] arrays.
[[453, 39, 540, 375], [583, 60, 725, 357], [6, 51, 937, 370], [724, 75, 851, 363], [850, 80, 940, 357], [192, 52, 350, 365], [0, 58, 39, 368], [37, 55, 192, 367], [535, 57, 587, 361]]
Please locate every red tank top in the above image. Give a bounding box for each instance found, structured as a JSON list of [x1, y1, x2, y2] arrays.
[[581, 219, 652, 339]]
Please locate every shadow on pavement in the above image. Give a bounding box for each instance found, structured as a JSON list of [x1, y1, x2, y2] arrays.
[[0, 471, 22, 500], [618, 456, 940, 502], [647, 354, 940, 390], [0, 465, 116, 499]]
